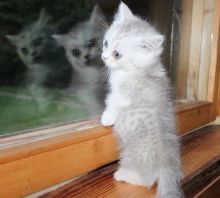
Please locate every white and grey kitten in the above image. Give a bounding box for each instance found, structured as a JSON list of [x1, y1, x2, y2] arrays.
[[53, 5, 107, 115], [101, 2, 182, 198], [6, 10, 73, 88]]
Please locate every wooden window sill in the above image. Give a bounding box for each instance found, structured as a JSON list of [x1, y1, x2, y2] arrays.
[[0, 101, 214, 197], [39, 125, 220, 198]]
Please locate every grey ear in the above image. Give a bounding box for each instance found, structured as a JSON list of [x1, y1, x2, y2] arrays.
[[37, 8, 51, 26], [90, 5, 106, 27], [52, 34, 67, 46], [6, 35, 19, 45], [140, 35, 164, 50], [114, 2, 134, 23]]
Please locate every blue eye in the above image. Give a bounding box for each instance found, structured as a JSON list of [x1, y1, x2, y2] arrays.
[[112, 50, 121, 59]]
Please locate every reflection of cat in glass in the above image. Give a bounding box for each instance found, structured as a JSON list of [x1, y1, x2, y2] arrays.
[[6, 10, 73, 88], [53, 5, 107, 115]]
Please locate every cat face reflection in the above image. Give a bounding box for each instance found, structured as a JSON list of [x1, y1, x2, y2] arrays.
[[6, 10, 56, 66], [53, 5, 105, 69], [8, 34, 48, 65]]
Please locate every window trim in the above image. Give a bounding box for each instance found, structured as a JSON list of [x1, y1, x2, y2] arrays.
[[0, 101, 214, 198], [177, 0, 220, 103]]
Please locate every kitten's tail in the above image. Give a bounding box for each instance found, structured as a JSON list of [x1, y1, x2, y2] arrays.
[[157, 163, 183, 198]]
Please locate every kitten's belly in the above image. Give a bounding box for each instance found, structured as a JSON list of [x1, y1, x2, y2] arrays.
[[114, 106, 153, 139]]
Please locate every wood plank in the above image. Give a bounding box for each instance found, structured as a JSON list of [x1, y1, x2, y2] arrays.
[[0, 101, 213, 198], [197, 0, 215, 100], [177, 0, 220, 109], [0, 124, 111, 165], [194, 176, 220, 198], [187, 0, 205, 100], [0, 134, 118, 198], [176, 0, 193, 98], [207, 0, 220, 119], [39, 126, 220, 198], [0, 102, 212, 165], [177, 102, 212, 134]]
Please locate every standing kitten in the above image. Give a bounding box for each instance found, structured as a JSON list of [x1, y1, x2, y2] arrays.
[[6, 10, 73, 88], [53, 5, 107, 115], [101, 2, 182, 198]]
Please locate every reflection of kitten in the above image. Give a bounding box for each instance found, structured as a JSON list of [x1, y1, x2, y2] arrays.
[[53, 5, 107, 115], [101, 3, 182, 198], [7, 10, 73, 88]]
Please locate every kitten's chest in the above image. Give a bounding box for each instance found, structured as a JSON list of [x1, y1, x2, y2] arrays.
[[110, 71, 138, 97], [77, 67, 100, 85]]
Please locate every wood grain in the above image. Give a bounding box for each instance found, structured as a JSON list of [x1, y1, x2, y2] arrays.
[[177, 102, 212, 133], [0, 101, 213, 198], [207, 0, 220, 119], [187, 0, 204, 100], [0, 134, 118, 198], [197, 0, 215, 100], [0, 101, 212, 165], [176, 0, 193, 98], [39, 126, 220, 198], [194, 176, 220, 198], [177, 0, 220, 105]]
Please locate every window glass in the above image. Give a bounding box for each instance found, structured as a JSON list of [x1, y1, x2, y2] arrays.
[[0, 0, 181, 135]]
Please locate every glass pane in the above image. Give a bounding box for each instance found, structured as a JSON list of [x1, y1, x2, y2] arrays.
[[0, 0, 181, 136]]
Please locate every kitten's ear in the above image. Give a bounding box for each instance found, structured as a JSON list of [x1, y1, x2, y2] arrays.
[[34, 8, 51, 32], [6, 35, 19, 45], [52, 34, 67, 46], [139, 35, 164, 51], [90, 5, 106, 26], [114, 2, 134, 23], [38, 8, 51, 25]]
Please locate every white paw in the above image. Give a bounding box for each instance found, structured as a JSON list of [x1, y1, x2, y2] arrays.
[[101, 110, 117, 126], [113, 168, 146, 187]]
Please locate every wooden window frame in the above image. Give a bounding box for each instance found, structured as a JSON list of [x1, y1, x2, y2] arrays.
[[0, 0, 220, 197]]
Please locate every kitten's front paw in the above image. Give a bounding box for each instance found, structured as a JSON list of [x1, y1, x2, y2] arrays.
[[101, 110, 117, 126]]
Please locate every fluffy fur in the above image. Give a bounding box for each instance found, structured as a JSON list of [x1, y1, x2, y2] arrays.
[[53, 5, 107, 115], [6, 9, 73, 88], [101, 2, 182, 198]]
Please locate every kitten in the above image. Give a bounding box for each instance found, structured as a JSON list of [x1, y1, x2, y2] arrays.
[[101, 2, 182, 198], [6, 9, 73, 88], [53, 5, 107, 115]]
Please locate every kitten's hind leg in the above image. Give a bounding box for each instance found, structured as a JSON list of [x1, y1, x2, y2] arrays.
[[114, 168, 146, 187]]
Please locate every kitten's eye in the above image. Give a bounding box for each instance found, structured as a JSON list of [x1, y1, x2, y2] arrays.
[[33, 38, 43, 47], [88, 39, 97, 48], [104, 40, 108, 48], [21, 47, 28, 55], [112, 50, 121, 59], [72, 49, 81, 57]]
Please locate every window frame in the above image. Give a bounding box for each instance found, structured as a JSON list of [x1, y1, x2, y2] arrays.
[[0, 0, 220, 197], [0, 101, 214, 197]]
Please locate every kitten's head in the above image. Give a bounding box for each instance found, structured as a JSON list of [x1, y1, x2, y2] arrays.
[[102, 2, 164, 72], [53, 5, 105, 69], [6, 9, 56, 66]]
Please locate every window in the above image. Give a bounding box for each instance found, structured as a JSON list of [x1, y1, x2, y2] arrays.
[[0, 0, 182, 136]]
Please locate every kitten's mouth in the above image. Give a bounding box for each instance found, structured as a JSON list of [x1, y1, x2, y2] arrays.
[[85, 57, 100, 66], [84, 58, 96, 66]]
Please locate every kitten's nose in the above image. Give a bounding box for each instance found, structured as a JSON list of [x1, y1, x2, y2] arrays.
[[102, 54, 107, 61]]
